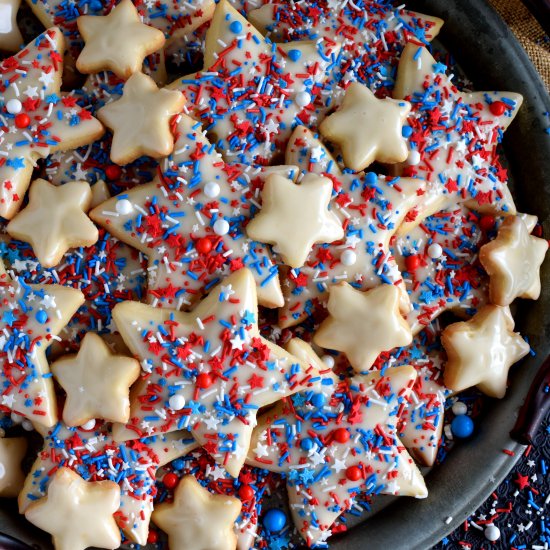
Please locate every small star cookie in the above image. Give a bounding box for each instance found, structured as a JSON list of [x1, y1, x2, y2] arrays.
[[441, 305, 530, 398], [25, 467, 121, 550], [51, 332, 140, 426], [246, 173, 343, 268], [152, 475, 242, 550], [314, 282, 412, 373], [0, 0, 23, 52], [0, 436, 27, 498], [479, 215, 548, 306], [0, 28, 104, 220], [97, 72, 185, 165], [320, 83, 411, 172], [76, 0, 166, 79], [7, 179, 99, 268]]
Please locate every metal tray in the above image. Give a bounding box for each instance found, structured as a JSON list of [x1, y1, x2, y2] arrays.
[[1, 0, 549, 548]]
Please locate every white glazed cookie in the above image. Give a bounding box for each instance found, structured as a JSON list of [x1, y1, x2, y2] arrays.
[[0, 436, 27, 497], [0, 0, 23, 52]]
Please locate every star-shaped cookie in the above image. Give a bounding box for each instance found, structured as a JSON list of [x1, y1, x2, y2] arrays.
[[392, 43, 522, 227], [76, 0, 166, 79], [51, 332, 140, 426], [479, 215, 548, 306], [97, 72, 185, 165], [19, 421, 197, 545], [247, 338, 427, 547], [152, 475, 242, 550], [0, 0, 23, 52], [0, 436, 27, 497], [168, 0, 341, 164], [314, 282, 412, 373], [7, 179, 99, 268], [91, 113, 293, 310], [441, 305, 530, 398], [246, 173, 343, 268], [0, 27, 104, 220], [0, 259, 84, 426], [25, 467, 121, 550], [320, 83, 411, 172], [110, 268, 318, 476]]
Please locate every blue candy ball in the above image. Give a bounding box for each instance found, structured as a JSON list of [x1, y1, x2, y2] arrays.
[[288, 49, 302, 62], [365, 172, 377, 184], [451, 414, 474, 438], [171, 459, 185, 471], [263, 509, 287, 533], [35, 310, 48, 324], [229, 20, 243, 33], [402, 125, 413, 138], [311, 392, 326, 408], [300, 437, 314, 451]]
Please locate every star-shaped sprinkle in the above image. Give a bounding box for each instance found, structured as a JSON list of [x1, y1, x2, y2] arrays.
[[91, 113, 293, 310], [97, 72, 185, 165], [248, 338, 426, 547], [25, 467, 121, 550], [51, 332, 140, 426], [0, 0, 23, 52], [320, 83, 411, 172], [0, 259, 84, 426], [479, 215, 548, 306], [247, 172, 343, 268], [168, 0, 341, 165], [0, 28, 104, 220], [76, 0, 166, 79], [7, 179, 99, 268], [110, 268, 317, 476], [441, 305, 530, 398], [19, 421, 197, 544], [393, 43, 523, 224], [152, 475, 242, 550], [0, 436, 27, 497], [314, 282, 412, 373]]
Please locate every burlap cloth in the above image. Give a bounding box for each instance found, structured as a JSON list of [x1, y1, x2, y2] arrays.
[[488, 0, 550, 89]]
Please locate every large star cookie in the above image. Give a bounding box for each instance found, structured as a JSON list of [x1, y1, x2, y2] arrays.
[[19, 421, 197, 545], [168, 0, 341, 165], [0, 259, 84, 426], [392, 43, 523, 228], [91, 113, 294, 310], [110, 268, 318, 477], [247, 338, 427, 546], [0, 28, 104, 219]]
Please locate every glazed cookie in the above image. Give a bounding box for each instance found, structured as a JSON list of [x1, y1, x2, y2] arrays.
[[0, 0, 23, 52], [0, 436, 27, 497]]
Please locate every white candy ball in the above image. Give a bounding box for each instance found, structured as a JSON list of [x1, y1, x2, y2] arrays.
[[6, 99, 22, 114], [295, 91, 312, 107], [428, 243, 443, 259], [22, 419, 34, 431], [204, 181, 221, 198], [80, 419, 96, 431], [322, 355, 335, 369], [452, 401, 468, 416], [169, 394, 186, 411], [407, 149, 421, 166], [340, 250, 357, 266], [116, 199, 133, 215], [10, 413, 22, 424], [213, 218, 230, 236], [484, 525, 500, 542]]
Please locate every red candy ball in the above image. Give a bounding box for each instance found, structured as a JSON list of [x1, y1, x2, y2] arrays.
[[345, 465, 362, 481], [489, 101, 507, 116], [163, 472, 179, 489], [333, 428, 350, 443], [196, 372, 213, 389], [196, 237, 212, 254], [147, 530, 159, 544], [14, 113, 30, 129], [405, 254, 420, 271], [238, 484, 255, 501], [105, 165, 122, 180], [479, 215, 495, 231]]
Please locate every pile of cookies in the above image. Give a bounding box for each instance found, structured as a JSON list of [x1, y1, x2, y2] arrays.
[[0, 0, 547, 548]]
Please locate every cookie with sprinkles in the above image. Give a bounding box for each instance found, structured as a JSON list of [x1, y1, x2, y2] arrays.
[[247, 338, 427, 546], [248, 0, 443, 103], [110, 268, 318, 477], [392, 43, 523, 229], [0, 0, 24, 52], [90, 113, 293, 310], [0, 27, 104, 220], [0, 436, 27, 497], [0, 258, 85, 427], [167, 0, 341, 165], [18, 421, 197, 545]]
